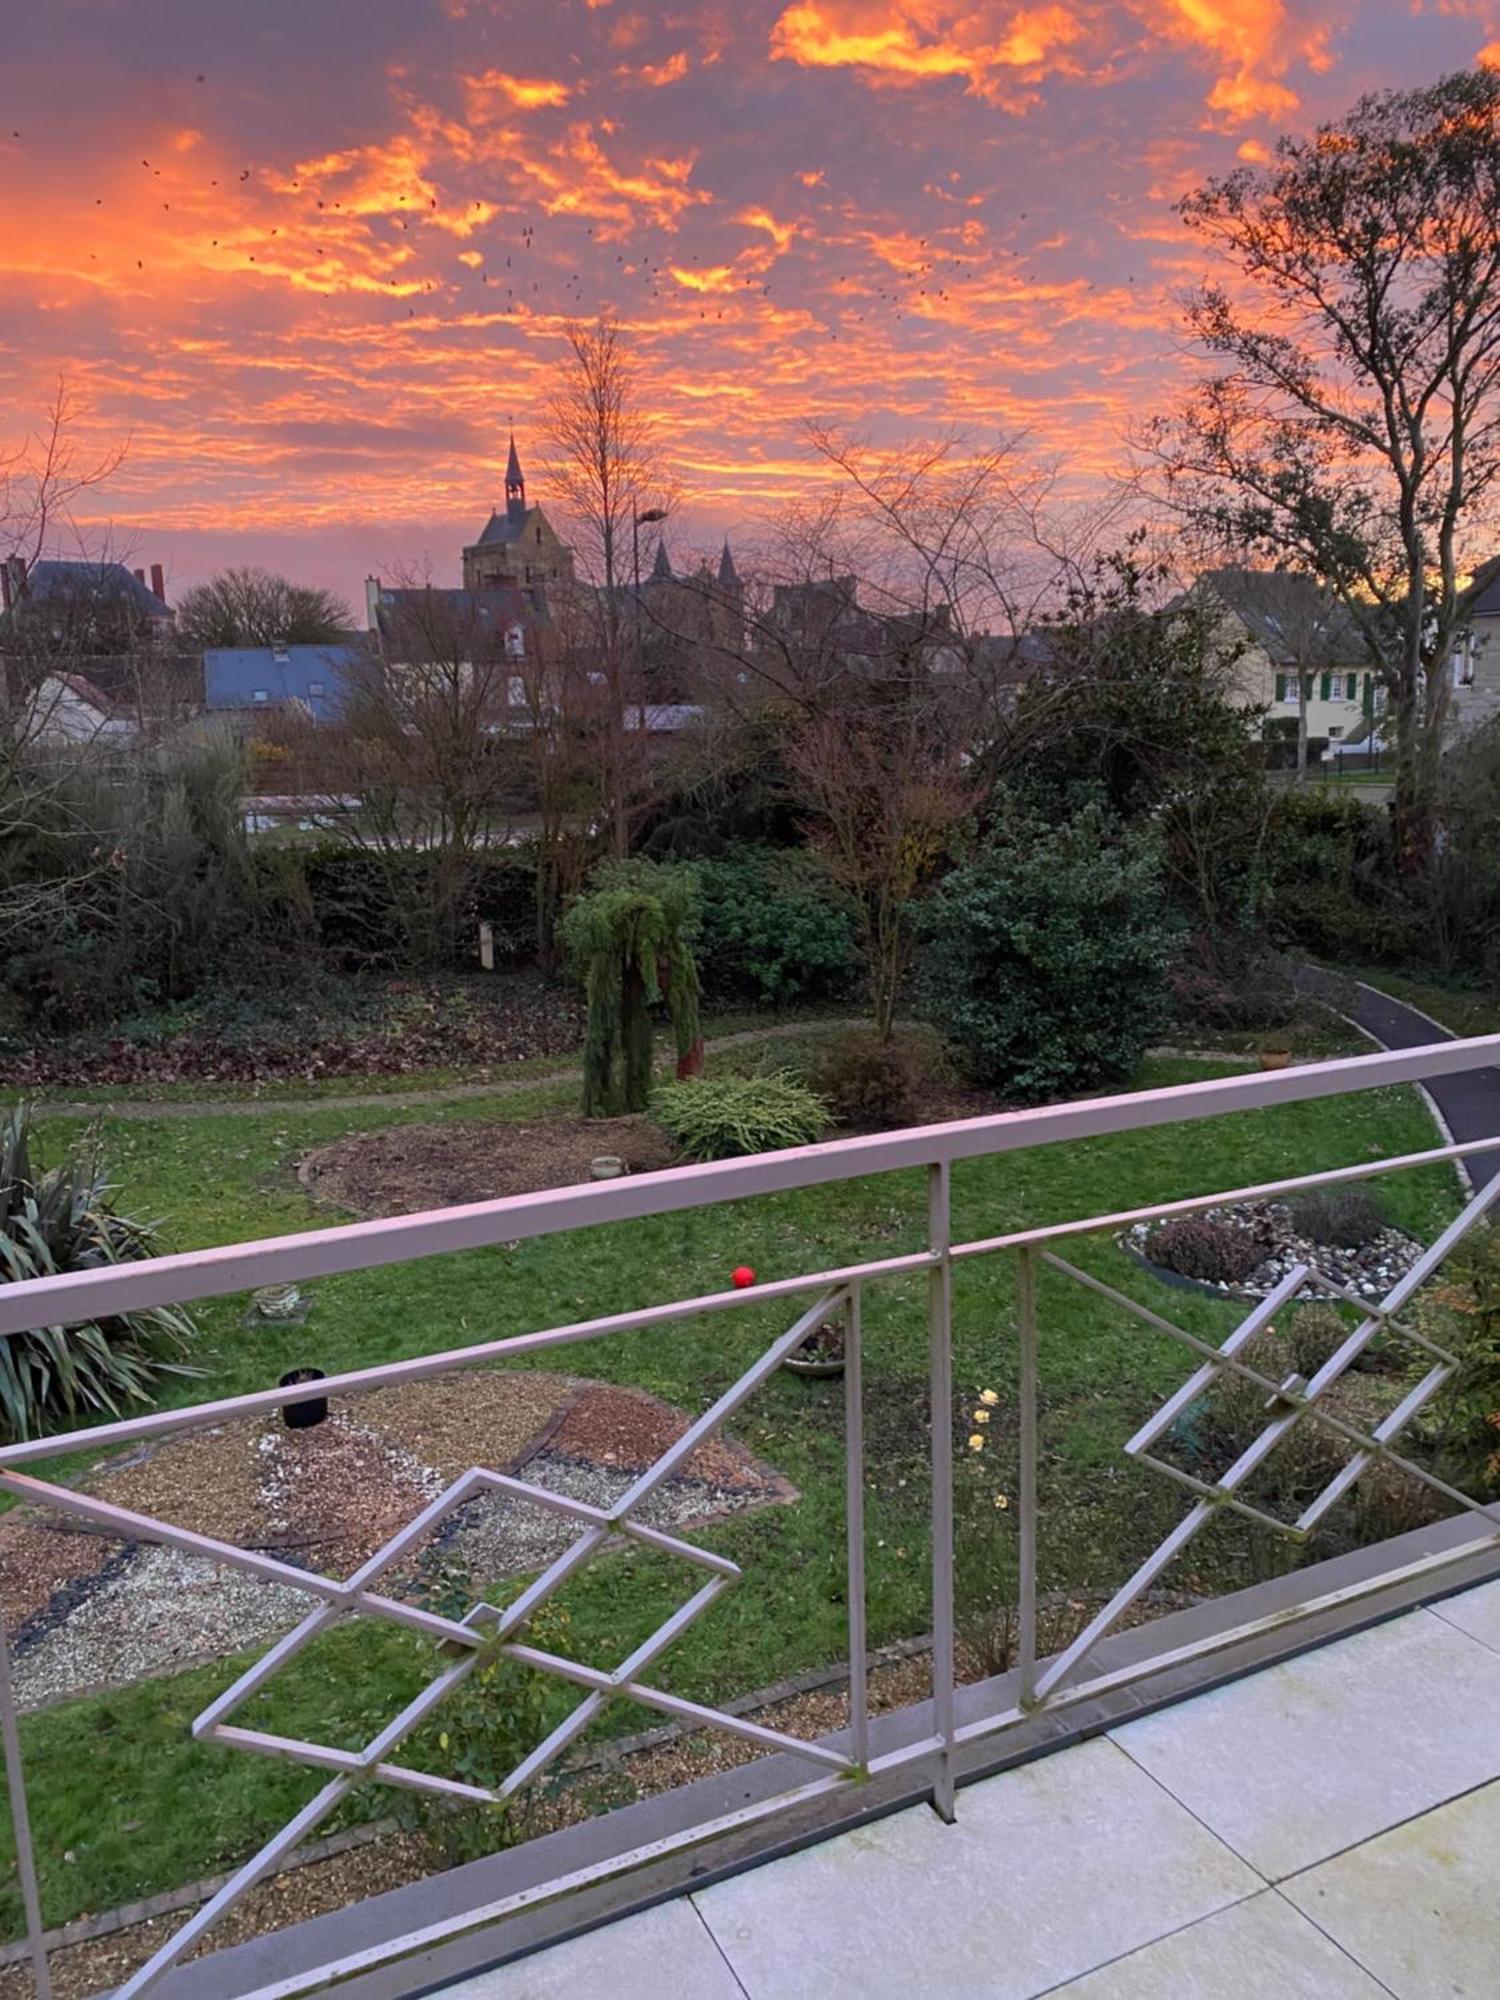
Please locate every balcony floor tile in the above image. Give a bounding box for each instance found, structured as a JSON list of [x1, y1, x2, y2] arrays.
[[1107, 1607, 1500, 1879], [439, 1898, 747, 1998], [1281, 1777, 1500, 2000], [1037, 1889, 1387, 1997], [1427, 1576, 1500, 1657], [688, 1737, 1258, 2000]]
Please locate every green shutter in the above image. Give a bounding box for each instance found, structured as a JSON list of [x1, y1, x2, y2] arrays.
[[1346, 672, 1357, 699], [1320, 671, 1332, 701], [1275, 673, 1288, 703]]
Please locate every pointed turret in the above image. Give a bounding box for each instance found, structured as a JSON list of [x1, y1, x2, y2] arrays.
[[505, 434, 526, 525], [650, 535, 673, 583], [717, 539, 739, 589]]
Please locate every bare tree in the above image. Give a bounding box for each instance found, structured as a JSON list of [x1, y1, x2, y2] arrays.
[[0, 379, 125, 582], [311, 582, 521, 961], [176, 567, 352, 649], [1149, 67, 1500, 863], [542, 312, 672, 854]]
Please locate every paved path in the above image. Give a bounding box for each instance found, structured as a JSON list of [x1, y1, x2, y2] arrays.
[[1300, 969, 1500, 1191], [443, 1579, 1500, 2000], [25, 1019, 856, 1123]]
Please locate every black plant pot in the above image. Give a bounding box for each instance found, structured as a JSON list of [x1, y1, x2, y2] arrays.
[[279, 1367, 329, 1430]]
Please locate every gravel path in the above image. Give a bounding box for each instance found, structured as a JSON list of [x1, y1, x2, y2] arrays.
[[27, 1019, 863, 1123]]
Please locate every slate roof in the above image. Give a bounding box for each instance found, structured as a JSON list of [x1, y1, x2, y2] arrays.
[[372, 584, 543, 636], [1197, 567, 1365, 664], [470, 507, 540, 548], [22, 560, 173, 620], [1460, 555, 1500, 619]]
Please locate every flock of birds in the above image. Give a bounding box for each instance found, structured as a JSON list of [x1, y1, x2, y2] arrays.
[[9, 74, 1117, 339]]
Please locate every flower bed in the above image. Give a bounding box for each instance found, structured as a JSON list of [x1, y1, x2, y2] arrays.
[[1123, 1197, 1424, 1303]]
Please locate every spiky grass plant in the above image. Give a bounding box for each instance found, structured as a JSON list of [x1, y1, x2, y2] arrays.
[[0, 1106, 196, 1441]]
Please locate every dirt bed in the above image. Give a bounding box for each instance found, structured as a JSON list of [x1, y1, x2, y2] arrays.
[[300, 1114, 682, 1217], [4, 1371, 791, 1709]]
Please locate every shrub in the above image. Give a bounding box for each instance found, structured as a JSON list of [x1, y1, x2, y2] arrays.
[[1288, 1185, 1388, 1249], [563, 860, 701, 1118], [809, 1029, 933, 1128], [693, 847, 858, 1006], [913, 807, 1181, 1101], [0, 1107, 196, 1441], [1284, 1303, 1348, 1381], [1167, 931, 1305, 1032], [1145, 1217, 1264, 1285], [263, 846, 538, 972], [655, 1074, 828, 1161]]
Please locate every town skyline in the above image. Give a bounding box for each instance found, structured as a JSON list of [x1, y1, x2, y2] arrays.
[[4, 1, 1499, 607]]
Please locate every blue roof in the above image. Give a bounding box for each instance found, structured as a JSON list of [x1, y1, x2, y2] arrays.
[[203, 644, 364, 722]]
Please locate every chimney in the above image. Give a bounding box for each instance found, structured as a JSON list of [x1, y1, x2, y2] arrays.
[[150, 562, 166, 603], [133, 568, 147, 587]]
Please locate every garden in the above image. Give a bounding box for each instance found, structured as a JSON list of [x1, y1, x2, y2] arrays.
[[7, 566, 1500, 1994], [5, 1002, 1500, 1997]]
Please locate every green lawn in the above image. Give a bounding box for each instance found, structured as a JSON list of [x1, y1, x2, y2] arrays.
[[0, 1054, 1462, 1939]]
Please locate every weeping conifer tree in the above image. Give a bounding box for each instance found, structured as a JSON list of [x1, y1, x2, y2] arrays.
[[561, 860, 703, 1117]]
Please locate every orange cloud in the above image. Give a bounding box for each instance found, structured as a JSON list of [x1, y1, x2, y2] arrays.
[[1146, 0, 1329, 122], [463, 70, 573, 114], [770, 2, 1086, 99], [630, 51, 692, 86]]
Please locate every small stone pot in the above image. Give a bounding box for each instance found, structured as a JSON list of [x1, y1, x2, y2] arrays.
[[279, 1367, 329, 1430], [1258, 1049, 1293, 1071], [782, 1317, 847, 1379]]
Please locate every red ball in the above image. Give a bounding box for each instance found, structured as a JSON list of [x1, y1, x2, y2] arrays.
[[731, 1265, 756, 1289]]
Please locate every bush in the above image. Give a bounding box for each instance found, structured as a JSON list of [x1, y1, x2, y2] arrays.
[[655, 1074, 828, 1161], [809, 1029, 933, 1128], [1287, 1185, 1388, 1249], [265, 846, 538, 972], [693, 847, 858, 1007], [1167, 931, 1305, 1032], [913, 807, 1181, 1102], [1284, 1303, 1349, 1380], [0, 1107, 196, 1441], [3, 735, 263, 1029], [1263, 788, 1421, 962], [1145, 1216, 1264, 1285]]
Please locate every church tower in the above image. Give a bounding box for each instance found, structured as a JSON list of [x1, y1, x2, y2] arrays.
[[462, 430, 576, 592]]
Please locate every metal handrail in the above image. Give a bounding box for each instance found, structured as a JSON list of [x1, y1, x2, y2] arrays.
[[2, 1033, 1499, 1999]]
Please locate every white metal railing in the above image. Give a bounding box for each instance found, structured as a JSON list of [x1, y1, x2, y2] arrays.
[[3, 1036, 1500, 1999]]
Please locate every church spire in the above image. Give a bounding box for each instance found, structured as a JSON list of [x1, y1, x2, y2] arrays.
[[717, 538, 739, 588], [650, 534, 673, 583], [505, 434, 525, 524]]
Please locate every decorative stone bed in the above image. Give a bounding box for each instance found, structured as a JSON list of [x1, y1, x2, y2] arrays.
[[1, 1370, 793, 1711], [1121, 1198, 1426, 1304]]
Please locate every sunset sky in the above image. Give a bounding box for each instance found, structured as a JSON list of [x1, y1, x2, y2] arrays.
[[3, 0, 1497, 609]]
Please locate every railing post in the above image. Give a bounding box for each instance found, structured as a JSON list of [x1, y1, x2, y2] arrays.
[[844, 1280, 869, 1775], [1016, 1246, 1040, 1710], [928, 1161, 956, 1823], [0, 1614, 52, 2000]]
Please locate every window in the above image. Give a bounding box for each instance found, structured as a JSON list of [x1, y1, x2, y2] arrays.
[[535, 523, 543, 545], [1329, 725, 1343, 738], [307, 679, 325, 698], [1456, 637, 1476, 688], [252, 688, 269, 704]]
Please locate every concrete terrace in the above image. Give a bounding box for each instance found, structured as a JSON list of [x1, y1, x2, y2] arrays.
[[445, 1578, 1500, 2000]]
